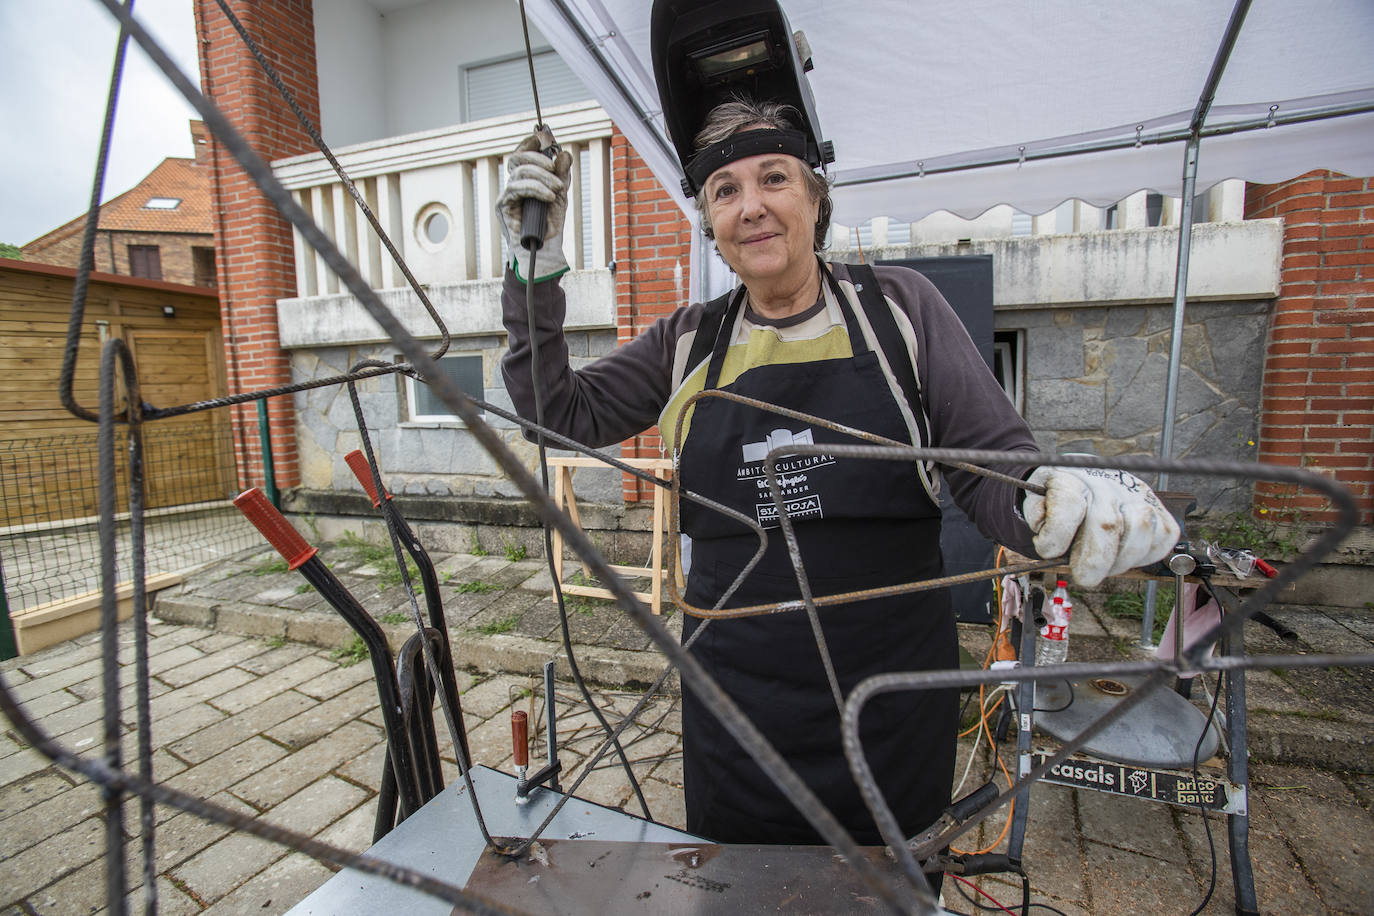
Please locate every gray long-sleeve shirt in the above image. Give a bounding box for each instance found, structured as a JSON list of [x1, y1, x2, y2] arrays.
[[501, 260, 1040, 554]]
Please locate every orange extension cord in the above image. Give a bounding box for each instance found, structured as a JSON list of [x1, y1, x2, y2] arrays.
[[951, 547, 1015, 856]]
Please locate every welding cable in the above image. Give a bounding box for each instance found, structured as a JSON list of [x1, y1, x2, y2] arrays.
[[952, 687, 1002, 798], [952, 688, 1015, 857], [95, 338, 135, 911], [1032, 682, 1075, 714], [509, 0, 649, 818], [338, 375, 514, 849], [1186, 665, 1226, 916], [59, 0, 135, 425], [521, 246, 651, 819]]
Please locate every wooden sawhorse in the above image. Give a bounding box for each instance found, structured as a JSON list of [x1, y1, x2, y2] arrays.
[[547, 456, 674, 615]]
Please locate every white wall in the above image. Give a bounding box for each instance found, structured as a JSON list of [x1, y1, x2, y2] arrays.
[[314, 0, 552, 146], [313, 0, 388, 147]]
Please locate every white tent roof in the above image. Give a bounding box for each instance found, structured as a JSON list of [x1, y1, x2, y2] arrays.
[[525, 0, 1374, 227]]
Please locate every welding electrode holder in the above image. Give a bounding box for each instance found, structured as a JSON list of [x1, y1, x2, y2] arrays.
[[520, 125, 559, 252]]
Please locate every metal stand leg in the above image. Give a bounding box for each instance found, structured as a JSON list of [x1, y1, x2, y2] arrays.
[[1219, 588, 1259, 915]]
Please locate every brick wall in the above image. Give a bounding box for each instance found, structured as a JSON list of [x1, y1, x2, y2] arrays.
[[26, 230, 213, 287], [1245, 171, 1374, 525], [195, 0, 319, 492], [610, 130, 695, 502]]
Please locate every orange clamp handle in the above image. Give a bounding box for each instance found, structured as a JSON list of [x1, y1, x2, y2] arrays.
[[233, 487, 318, 570], [344, 450, 389, 508], [511, 710, 529, 768]]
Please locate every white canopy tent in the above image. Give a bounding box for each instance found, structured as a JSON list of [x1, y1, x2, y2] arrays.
[[525, 0, 1374, 231], [524, 0, 1374, 651]]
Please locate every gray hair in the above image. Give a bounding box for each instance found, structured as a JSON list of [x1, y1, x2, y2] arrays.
[[692, 97, 832, 251]]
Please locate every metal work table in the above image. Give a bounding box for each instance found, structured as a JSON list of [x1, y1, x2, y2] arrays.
[[288, 766, 696, 914], [288, 765, 918, 914]]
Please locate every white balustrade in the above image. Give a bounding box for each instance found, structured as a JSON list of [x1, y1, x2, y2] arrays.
[[273, 101, 615, 298]]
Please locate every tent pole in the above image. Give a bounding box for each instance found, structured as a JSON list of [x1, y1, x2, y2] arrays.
[[1141, 0, 1253, 648], [1141, 136, 1199, 652], [1153, 136, 1200, 500]]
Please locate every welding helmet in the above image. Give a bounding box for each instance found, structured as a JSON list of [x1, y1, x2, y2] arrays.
[[651, 0, 834, 198]]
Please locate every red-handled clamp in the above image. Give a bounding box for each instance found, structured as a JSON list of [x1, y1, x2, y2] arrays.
[[232, 488, 318, 570], [344, 450, 391, 508]]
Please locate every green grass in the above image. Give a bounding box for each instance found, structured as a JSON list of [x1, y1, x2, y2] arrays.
[[1196, 509, 1304, 559], [469, 531, 488, 557], [251, 557, 289, 576], [294, 582, 314, 594], [476, 615, 518, 636], [337, 530, 417, 588], [503, 539, 528, 562], [565, 570, 613, 615], [331, 635, 368, 667], [453, 580, 501, 594], [265, 635, 286, 649], [378, 612, 410, 625], [1102, 587, 1175, 643]]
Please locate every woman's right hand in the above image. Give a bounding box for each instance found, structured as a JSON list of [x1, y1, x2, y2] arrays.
[[496, 133, 574, 281]]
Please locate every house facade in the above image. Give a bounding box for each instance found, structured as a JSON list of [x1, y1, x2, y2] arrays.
[[23, 121, 217, 289], [194, 0, 1372, 552]]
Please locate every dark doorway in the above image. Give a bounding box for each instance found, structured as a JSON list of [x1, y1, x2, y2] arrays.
[[879, 255, 999, 624]]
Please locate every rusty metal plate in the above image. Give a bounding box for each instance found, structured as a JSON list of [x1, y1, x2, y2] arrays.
[[464, 839, 913, 913]]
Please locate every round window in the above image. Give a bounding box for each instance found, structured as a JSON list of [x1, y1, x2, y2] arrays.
[[415, 203, 453, 252], [425, 211, 449, 244]]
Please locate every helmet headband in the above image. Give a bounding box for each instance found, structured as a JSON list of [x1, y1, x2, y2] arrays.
[[685, 128, 809, 192]]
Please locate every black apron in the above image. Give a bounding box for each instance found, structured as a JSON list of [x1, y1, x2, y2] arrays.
[[677, 262, 958, 848]]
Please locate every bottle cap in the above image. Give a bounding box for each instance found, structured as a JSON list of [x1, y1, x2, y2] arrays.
[[1056, 579, 1067, 587]]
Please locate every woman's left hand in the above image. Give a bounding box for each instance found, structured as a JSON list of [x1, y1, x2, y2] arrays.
[[1024, 465, 1180, 587]]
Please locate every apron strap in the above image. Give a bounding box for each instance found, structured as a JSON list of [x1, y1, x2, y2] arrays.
[[685, 286, 745, 392], [844, 262, 932, 447]]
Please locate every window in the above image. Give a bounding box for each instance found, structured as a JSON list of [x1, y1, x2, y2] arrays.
[[462, 49, 590, 122], [192, 246, 217, 288], [405, 354, 485, 422], [128, 245, 162, 280], [144, 197, 181, 210], [992, 330, 1024, 415]]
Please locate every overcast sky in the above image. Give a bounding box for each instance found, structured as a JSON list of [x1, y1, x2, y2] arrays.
[[0, 0, 200, 247]]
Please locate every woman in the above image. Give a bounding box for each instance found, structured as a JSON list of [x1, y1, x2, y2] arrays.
[[496, 97, 1176, 850]]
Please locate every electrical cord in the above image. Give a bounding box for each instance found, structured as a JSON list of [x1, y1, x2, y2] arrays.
[[1187, 649, 1226, 915], [951, 873, 1018, 914], [1032, 680, 1075, 714], [524, 250, 651, 818]]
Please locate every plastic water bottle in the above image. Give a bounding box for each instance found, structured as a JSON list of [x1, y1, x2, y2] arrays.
[[1036, 580, 1073, 666]]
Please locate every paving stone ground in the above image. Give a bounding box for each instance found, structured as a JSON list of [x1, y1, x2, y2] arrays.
[[0, 543, 1369, 914]]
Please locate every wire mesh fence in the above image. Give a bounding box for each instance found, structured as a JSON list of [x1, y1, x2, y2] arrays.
[[0, 421, 257, 611]]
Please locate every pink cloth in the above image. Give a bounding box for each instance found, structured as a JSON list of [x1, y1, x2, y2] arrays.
[[1155, 582, 1223, 677]]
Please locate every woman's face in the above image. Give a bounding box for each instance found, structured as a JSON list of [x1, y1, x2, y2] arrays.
[[703, 153, 818, 289]]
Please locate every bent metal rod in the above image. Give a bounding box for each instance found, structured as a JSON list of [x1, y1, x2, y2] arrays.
[[23, 3, 1362, 913]]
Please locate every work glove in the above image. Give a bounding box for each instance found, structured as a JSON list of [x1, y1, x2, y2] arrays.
[[1023, 462, 1180, 587], [496, 133, 574, 283]]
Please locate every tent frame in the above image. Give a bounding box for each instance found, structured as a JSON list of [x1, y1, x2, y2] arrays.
[[529, 0, 1374, 910]]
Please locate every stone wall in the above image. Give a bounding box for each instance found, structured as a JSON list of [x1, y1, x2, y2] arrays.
[[842, 220, 1282, 517], [1008, 299, 1269, 514], [289, 328, 624, 505]]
